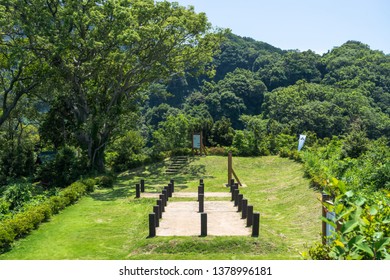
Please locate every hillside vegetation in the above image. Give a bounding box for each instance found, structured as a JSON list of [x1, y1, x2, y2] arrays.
[[0, 156, 320, 260], [0, 1, 389, 259]]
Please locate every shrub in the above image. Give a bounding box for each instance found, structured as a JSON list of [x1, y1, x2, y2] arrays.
[[80, 178, 98, 193], [0, 198, 10, 219], [207, 146, 229, 156], [0, 176, 99, 252], [308, 180, 390, 260], [97, 175, 115, 189], [35, 146, 89, 188], [2, 182, 34, 211]]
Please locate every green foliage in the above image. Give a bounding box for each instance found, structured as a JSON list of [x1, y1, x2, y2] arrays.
[[106, 130, 147, 172], [0, 177, 98, 252], [96, 174, 117, 189], [0, 133, 35, 185], [2, 182, 34, 211], [209, 117, 235, 146], [152, 113, 191, 152], [232, 130, 259, 156], [35, 146, 88, 188], [341, 120, 369, 159], [309, 179, 390, 260]]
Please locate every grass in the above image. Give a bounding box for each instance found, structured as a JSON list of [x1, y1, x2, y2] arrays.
[[0, 155, 321, 260]]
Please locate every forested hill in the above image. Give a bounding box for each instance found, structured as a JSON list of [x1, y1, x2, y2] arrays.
[[144, 33, 390, 149]]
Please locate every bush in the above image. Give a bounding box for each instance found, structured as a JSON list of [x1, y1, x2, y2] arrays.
[[308, 180, 390, 260], [80, 178, 98, 193], [0, 176, 100, 252], [2, 182, 34, 211], [0, 137, 35, 185], [35, 146, 89, 188], [97, 175, 115, 189], [0, 198, 10, 220]]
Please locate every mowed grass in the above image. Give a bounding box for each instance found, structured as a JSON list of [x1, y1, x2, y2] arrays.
[[0, 156, 321, 260]]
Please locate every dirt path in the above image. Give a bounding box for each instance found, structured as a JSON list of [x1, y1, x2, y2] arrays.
[[156, 199, 251, 237]]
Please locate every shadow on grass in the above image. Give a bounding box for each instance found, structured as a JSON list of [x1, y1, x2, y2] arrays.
[[91, 156, 209, 201]]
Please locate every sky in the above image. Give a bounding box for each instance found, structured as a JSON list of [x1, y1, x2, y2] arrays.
[[173, 0, 390, 54]]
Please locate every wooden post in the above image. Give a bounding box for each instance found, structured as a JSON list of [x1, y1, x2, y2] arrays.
[[149, 213, 156, 237], [237, 194, 243, 212], [233, 189, 239, 206], [140, 179, 145, 192], [231, 184, 238, 201], [160, 194, 166, 208], [162, 189, 168, 202], [247, 205, 253, 227], [322, 193, 330, 245], [252, 212, 260, 237], [242, 199, 248, 219], [228, 151, 233, 187], [153, 206, 160, 227], [199, 194, 204, 213], [170, 179, 175, 193], [135, 183, 140, 198], [157, 200, 163, 217], [200, 213, 207, 237], [168, 183, 173, 197]]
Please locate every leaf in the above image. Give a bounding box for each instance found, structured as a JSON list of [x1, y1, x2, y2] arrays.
[[341, 219, 359, 234], [355, 243, 374, 258], [345, 190, 354, 198], [354, 197, 366, 207], [335, 239, 345, 248], [369, 205, 378, 216], [321, 216, 337, 229], [374, 237, 390, 252], [348, 235, 365, 248]]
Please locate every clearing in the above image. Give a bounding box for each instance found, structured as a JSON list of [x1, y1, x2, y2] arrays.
[[0, 155, 321, 260]]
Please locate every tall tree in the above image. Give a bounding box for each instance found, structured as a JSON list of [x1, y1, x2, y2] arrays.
[[0, 4, 45, 126], [5, 0, 222, 171]]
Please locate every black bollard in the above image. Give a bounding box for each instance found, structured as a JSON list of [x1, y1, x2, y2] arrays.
[[199, 178, 204, 185], [135, 183, 140, 198], [170, 179, 175, 193], [247, 205, 254, 227], [200, 213, 207, 237], [159, 194, 166, 208], [252, 212, 260, 237], [168, 183, 173, 196], [199, 194, 204, 213], [237, 194, 243, 212], [242, 199, 248, 219], [233, 189, 239, 206], [230, 178, 235, 187], [165, 186, 172, 198], [140, 179, 145, 192], [157, 200, 163, 217], [162, 189, 168, 202], [149, 213, 156, 237], [153, 206, 160, 227]]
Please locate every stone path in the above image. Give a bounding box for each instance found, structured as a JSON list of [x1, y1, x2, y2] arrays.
[[155, 193, 251, 236]]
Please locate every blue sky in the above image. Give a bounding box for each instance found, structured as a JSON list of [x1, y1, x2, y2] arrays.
[[173, 0, 390, 54]]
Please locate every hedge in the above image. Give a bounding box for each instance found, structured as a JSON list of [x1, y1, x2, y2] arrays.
[[0, 178, 99, 252]]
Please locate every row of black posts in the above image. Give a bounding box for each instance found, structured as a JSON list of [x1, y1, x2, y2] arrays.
[[148, 179, 175, 237], [198, 178, 259, 237], [229, 178, 260, 237]]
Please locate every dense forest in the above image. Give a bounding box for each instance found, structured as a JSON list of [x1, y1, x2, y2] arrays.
[[0, 0, 389, 259]]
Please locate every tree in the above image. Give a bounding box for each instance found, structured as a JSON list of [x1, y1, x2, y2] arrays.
[[5, 0, 223, 171], [0, 4, 45, 127]]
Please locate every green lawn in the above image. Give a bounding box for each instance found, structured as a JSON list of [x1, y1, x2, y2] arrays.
[[0, 156, 321, 260]]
